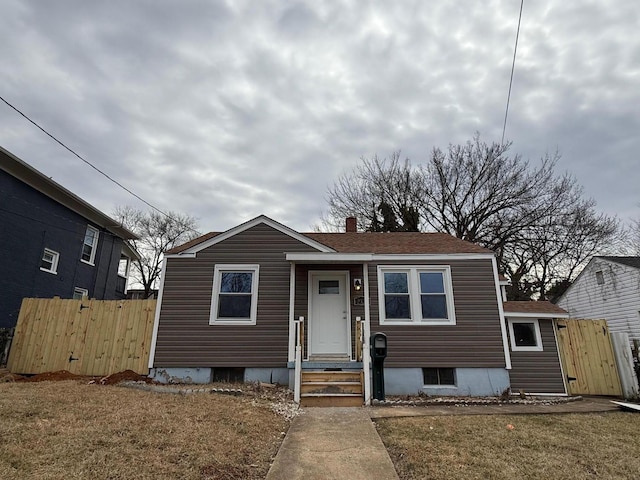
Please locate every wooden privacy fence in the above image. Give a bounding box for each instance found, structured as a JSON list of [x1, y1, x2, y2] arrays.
[[7, 298, 156, 376], [555, 319, 622, 397]]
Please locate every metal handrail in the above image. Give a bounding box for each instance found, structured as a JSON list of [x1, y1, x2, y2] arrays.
[[294, 316, 304, 403]]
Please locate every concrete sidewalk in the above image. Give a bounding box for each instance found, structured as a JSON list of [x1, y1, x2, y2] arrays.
[[266, 407, 399, 480], [266, 397, 621, 479]]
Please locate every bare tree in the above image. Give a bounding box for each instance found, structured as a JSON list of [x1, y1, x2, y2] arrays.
[[630, 217, 640, 255], [114, 206, 200, 298], [323, 152, 424, 232], [324, 134, 620, 299]]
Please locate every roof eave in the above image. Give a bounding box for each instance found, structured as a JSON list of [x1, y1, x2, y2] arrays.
[[1, 146, 138, 240]]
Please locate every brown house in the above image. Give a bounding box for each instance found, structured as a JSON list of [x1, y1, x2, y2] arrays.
[[148, 215, 568, 404]]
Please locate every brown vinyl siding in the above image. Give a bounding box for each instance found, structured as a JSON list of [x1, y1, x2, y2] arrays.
[[508, 319, 566, 394], [153, 223, 318, 368], [368, 259, 507, 368]]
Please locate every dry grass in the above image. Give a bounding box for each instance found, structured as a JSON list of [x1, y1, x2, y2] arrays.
[[375, 413, 640, 480], [0, 381, 290, 479]]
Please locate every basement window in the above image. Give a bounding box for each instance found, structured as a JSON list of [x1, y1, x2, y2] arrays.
[[423, 368, 456, 386], [212, 368, 245, 383]]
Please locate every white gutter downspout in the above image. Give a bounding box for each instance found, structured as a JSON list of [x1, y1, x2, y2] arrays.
[[492, 257, 512, 370]]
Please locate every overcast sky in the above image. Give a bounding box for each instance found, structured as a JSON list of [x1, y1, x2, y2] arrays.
[[1, 1, 638, 233]]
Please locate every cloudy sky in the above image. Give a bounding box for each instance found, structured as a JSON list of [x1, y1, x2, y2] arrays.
[[1, 0, 638, 233]]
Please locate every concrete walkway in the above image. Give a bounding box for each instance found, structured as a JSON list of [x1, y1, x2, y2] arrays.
[[266, 407, 399, 480], [266, 398, 621, 479]]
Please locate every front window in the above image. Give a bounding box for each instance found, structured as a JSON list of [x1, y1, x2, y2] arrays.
[[40, 248, 59, 274], [81, 226, 99, 264], [378, 266, 456, 325], [210, 265, 259, 324], [508, 319, 543, 351]]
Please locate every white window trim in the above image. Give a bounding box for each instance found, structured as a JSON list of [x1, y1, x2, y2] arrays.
[[40, 248, 60, 274], [73, 287, 88, 300], [507, 318, 543, 352], [377, 265, 456, 326], [209, 264, 259, 325], [81, 225, 99, 265]]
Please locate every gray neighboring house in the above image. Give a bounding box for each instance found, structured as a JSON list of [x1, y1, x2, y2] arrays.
[[148, 215, 569, 401], [557, 256, 640, 342]]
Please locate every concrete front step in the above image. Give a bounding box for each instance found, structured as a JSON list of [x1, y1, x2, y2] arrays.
[[300, 394, 364, 407]]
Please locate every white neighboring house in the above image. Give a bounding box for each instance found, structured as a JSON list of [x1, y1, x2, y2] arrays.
[[557, 256, 640, 342]]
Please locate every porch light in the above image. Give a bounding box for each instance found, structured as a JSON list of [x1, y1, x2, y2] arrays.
[[353, 278, 363, 291]]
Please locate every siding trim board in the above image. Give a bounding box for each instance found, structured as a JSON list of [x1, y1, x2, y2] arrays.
[[492, 257, 512, 370], [147, 257, 168, 368]]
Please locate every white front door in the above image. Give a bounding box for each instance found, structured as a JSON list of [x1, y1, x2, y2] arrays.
[[309, 272, 349, 357]]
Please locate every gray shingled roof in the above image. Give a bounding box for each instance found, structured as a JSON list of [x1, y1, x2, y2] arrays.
[[598, 256, 640, 269]]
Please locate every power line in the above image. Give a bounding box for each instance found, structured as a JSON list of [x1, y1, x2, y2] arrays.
[[0, 94, 173, 219], [501, 0, 524, 145]]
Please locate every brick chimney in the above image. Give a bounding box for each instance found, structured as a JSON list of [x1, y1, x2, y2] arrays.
[[346, 217, 357, 233]]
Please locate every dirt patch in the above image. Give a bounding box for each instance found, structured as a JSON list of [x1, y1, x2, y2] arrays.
[[97, 369, 153, 385], [12, 369, 154, 385], [21, 370, 90, 382]]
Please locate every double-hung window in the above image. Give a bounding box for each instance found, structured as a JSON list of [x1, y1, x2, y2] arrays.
[[40, 248, 59, 274], [210, 265, 259, 325], [378, 266, 456, 325], [81, 226, 99, 264]]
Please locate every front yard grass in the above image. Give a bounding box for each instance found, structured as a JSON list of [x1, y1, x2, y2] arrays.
[[375, 413, 640, 480], [0, 380, 290, 479]]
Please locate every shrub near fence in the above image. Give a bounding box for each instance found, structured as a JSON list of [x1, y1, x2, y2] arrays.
[[7, 298, 156, 376]]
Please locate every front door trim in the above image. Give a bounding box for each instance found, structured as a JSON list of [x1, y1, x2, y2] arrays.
[[307, 270, 351, 359]]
